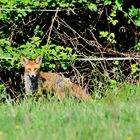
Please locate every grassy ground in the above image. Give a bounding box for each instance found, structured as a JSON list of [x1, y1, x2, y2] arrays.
[[0, 84, 140, 140]]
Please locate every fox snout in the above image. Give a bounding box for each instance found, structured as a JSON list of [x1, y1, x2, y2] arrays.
[[30, 75, 35, 78], [28, 71, 38, 79], [28, 72, 39, 83]]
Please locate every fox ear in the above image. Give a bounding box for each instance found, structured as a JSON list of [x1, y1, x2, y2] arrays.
[[35, 55, 42, 64], [22, 56, 29, 65]]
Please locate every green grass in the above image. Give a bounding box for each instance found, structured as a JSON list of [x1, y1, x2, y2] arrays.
[[0, 84, 140, 140]]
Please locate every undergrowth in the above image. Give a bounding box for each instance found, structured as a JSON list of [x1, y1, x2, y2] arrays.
[[0, 83, 139, 140]]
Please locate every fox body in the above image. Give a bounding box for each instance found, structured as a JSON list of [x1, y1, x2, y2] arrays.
[[22, 56, 92, 101]]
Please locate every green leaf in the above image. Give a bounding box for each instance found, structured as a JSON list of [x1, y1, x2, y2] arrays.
[[32, 36, 40, 42], [99, 31, 109, 38], [34, 1, 40, 6], [112, 20, 118, 25], [135, 19, 140, 27], [49, 64, 56, 69], [59, 1, 69, 7], [115, 0, 122, 11], [104, 0, 112, 5], [66, 47, 72, 53], [114, 60, 119, 65], [87, 3, 97, 12], [61, 63, 68, 70]]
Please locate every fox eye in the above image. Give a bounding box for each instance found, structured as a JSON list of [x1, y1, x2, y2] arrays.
[[27, 68, 31, 71], [34, 68, 38, 71]]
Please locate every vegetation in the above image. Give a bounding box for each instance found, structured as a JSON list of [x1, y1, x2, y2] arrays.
[[0, 0, 140, 96], [0, 1, 140, 139], [0, 84, 139, 140]]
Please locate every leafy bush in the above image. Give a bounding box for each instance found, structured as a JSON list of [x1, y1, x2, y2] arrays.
[[0, 37, 77, 71], [0, 0, 140, 97]]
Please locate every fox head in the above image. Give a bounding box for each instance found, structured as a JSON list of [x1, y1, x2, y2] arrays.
[[22, 56, 42, 78]]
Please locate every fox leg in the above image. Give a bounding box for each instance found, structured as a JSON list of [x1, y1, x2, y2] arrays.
[[55, 92, 65, 101]]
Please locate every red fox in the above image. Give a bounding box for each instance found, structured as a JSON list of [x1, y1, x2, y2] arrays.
[[22, 56, 92, 101]]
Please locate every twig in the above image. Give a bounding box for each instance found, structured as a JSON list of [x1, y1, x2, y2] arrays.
[[46, 9, 59, 46]]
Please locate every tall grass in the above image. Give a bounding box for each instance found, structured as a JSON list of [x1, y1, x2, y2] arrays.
[[0, 84, 140, 140]]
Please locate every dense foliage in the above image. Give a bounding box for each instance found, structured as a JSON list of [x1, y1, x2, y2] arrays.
[[0, 0, 140, 97]]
